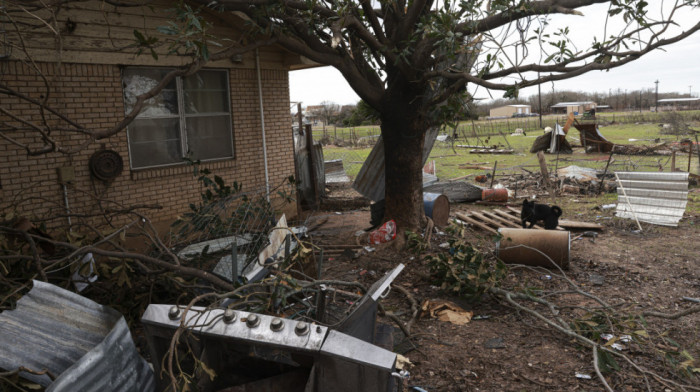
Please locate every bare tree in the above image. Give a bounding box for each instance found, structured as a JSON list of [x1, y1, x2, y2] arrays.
[[318, 100, 340, 128], [184, 0, 699, 231]]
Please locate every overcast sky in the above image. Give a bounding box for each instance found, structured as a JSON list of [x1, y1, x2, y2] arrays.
[[290, 3, 700, 106]]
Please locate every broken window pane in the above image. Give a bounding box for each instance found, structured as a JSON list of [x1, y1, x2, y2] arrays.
[[123, 68, 178, 116]]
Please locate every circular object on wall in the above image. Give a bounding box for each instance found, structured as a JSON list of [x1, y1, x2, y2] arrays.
[[89, 149, 123, 181]]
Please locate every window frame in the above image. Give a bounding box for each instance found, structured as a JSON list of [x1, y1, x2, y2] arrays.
[[123, 67, 234, 170]]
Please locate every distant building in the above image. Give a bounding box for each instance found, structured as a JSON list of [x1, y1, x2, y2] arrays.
[[489, 104, 531, 118], [551, 101, 597, 115], [656, 98, 700, 112]]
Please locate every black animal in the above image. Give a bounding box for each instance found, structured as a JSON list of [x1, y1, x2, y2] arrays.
[[521, 200, 562, 230]]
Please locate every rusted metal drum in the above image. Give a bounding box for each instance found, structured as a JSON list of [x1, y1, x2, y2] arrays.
[[481, 188, 508, 202], [423, 193, 450, 227], [495, 228, 570, 269]]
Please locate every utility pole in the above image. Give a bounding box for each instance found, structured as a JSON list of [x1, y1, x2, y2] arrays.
[[637, 90, 641, 112], [690, 85, 693, 97], [654, 80, 659, 112]]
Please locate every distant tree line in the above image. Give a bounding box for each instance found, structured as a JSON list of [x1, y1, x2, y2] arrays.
[[310, 99, 478, 127]]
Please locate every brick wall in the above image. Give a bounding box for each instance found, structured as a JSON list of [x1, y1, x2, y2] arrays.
[[0, 61, 296, 229]]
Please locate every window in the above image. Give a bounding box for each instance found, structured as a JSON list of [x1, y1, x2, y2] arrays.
[[122, 68, 233, 169]]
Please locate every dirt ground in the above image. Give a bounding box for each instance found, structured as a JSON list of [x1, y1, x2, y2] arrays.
[[304, 186, 700, 392]]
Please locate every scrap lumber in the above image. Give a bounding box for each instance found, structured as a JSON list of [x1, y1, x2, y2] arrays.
[[556, 220, 605, 230], [479, 211, 522, 229], [455, 212, 498, 234], [505, 206, 603, 230], [469, 148, 514, 154], [458, 208, 602, 233], [490, 209, 544, 230], [469, 211, 507, 229]]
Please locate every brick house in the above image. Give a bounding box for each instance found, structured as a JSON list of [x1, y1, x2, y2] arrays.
[[0, 1, 314, 229]]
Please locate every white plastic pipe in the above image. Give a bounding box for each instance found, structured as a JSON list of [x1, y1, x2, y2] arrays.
[[255, 49, 271, 202]]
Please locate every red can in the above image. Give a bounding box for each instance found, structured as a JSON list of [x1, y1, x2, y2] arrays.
[[481, 188, 508, 202]]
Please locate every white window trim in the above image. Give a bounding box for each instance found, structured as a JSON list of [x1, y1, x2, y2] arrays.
[[124, 67, 234, 170]]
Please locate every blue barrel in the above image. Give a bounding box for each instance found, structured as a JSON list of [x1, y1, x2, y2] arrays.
[[423, 193, 450, 227]]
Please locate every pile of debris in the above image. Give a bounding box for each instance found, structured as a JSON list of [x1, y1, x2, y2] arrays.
[[494, 165, 616, 197], [613, 142, 673, 155]]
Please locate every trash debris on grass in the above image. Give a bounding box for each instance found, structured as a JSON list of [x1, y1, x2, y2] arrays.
[[557, 165, 599, 182], [575, 373, 592, 380], [420, 299, 474, 326], [601, 334, 631, 350]]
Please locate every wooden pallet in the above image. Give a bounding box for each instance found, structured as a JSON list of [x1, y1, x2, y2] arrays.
[[455, 207, 602, 234]]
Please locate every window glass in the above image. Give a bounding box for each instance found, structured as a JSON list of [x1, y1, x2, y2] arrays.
[[183, 71, 229, 114], [124, 68, 233, 169], [185, 116, 234, 161], [127, 118, 182, 167]]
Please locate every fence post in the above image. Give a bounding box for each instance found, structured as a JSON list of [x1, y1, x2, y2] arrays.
[[305, 123, 319, 209]]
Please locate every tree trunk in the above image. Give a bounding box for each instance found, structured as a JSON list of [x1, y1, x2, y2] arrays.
[[382, 115, 426, 232]]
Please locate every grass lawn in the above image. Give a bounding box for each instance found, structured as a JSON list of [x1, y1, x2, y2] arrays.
[[319, 119, 698, 182]]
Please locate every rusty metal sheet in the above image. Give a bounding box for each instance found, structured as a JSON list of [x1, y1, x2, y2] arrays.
[[0, 280, 154, 391], [573, 122, 614, 152], [615, 171, 689, 226]]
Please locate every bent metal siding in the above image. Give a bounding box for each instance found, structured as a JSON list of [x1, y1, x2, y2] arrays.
[[0, 61, 295, 227], [615, 171, 689, 227]]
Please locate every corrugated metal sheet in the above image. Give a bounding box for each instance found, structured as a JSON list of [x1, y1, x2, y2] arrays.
[[615, 171, 689, 226], [352, 127, 440, 201], [0, 280, 154, 391]]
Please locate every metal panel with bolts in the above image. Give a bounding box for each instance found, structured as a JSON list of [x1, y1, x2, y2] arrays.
[[141, 304, 399, 392]]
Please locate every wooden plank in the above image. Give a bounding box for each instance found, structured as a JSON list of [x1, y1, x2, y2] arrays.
[[455, 213, 498, 234], [480, 211, 521, 228], [492, 209, 544, 230], [505, 206, 557, 230], [492, 208, 522, 223], [506, 206, 601, 230], [470, 211, 507, 230], [558, 220, 604, 230]]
